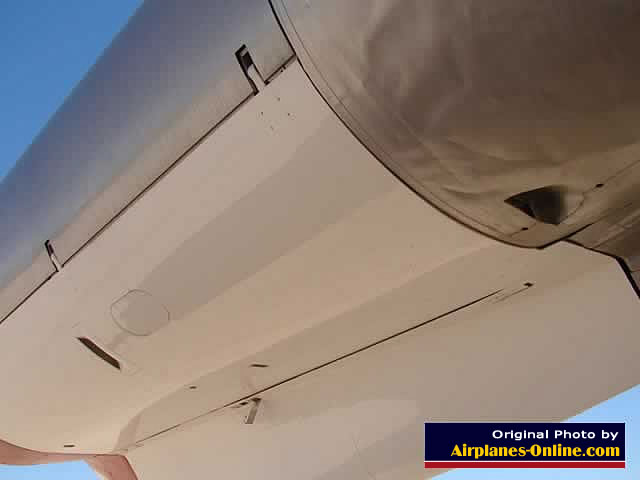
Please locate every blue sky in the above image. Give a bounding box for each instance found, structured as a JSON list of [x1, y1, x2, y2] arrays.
[[0, 3, 638, 480]]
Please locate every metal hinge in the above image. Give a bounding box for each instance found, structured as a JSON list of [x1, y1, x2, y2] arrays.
[[45, 240, 62, 271], [244, 397, 262, 424], [236, 46, 266, 93]]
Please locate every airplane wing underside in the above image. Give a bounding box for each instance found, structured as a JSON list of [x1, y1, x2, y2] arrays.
[[0, 2, 639, 479]]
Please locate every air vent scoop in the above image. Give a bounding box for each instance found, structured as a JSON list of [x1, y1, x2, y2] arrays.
[[77, 337, 121, 371], [505, 186, 584, 225]]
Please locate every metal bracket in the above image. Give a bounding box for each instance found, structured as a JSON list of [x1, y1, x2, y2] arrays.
[[491, 282, 534, 303], [244, 398, 262, 424], [45, 241, 62, 272], [236, 46, 266, 93]]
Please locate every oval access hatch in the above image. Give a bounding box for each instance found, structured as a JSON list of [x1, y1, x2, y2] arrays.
[[110, 290, 170, 336]]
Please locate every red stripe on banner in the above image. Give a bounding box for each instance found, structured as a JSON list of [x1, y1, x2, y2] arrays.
[[424, 461, 625, 469]]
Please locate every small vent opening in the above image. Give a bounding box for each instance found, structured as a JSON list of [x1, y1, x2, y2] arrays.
[[505, 185, 584, 225], [77, 337, 121, 371]]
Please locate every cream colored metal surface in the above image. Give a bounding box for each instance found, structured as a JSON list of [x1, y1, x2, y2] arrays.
[[0, 62, 636, 471], [0, 61, 485, 453], [126, 255, 640, 480], [122, 241, 604, 446], [0, 250, 54, 325]]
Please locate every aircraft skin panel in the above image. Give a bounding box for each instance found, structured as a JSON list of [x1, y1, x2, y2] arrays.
[[122, 237, 619, 447], [125, 251, 640, 480], [0, 61, 492, 453], [0, 250, 54, 325]]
